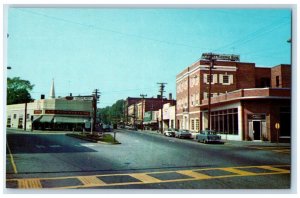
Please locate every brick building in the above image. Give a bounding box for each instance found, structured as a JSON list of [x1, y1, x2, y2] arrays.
[[176, 58, 291, 142], [124, 96, 176, 129]]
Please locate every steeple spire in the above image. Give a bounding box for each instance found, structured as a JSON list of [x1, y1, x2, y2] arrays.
[[49, 79, 55, 99]]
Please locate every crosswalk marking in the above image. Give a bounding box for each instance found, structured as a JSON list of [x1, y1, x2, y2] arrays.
[[131, 173, 162, 183], [78, 176, 106, 186], [177, 170, 212, 179], [18, 179, 42, 189], [258, 166, 290, 173], [7, 164, 290, 189]]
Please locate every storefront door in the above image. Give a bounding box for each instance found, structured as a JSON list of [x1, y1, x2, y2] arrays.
[[253, 121, 261, 140]]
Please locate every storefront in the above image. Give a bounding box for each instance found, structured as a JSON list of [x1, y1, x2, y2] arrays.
[[7, 97, 93, 131], [200, 88, 291, 142]]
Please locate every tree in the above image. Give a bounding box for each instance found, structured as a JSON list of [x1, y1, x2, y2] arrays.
[[7, 77, 34, 105], [98, 99, 125, 124]]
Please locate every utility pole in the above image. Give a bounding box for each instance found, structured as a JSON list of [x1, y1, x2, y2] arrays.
[[207, 54, 214, 130], [92, 89, 100, 132], [157, 83, 167, 133], [140, 94, 147, 130]]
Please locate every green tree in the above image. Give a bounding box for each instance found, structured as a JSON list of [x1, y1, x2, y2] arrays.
[[98, 99, 125, 124], [7, 77, 34, 105]]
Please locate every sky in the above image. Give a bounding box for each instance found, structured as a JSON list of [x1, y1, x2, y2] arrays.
[[5, 7, 291, 108]]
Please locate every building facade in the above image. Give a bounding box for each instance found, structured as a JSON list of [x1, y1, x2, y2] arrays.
[[6, 96, 93, 131], [176, 59, 291, 142], [125, 96, 176, 129]]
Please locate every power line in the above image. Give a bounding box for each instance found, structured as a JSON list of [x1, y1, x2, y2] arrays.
[[212, 17, 290, 53], [15, 8, 206, 50]]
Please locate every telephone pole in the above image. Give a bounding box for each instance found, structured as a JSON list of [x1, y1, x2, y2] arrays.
[[92, 89, 100, 131], [140, 94, 147, 130], [157, 83, 167, 133]]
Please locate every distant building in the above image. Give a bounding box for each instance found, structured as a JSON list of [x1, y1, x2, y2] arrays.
[[124, 95, 176, 130], [176, 57, 291, 142]]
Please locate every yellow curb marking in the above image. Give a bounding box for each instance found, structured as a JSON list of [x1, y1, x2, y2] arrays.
[[78, 176, 106, 186], [6, 142, 18, 174], [131, 173, 162, 183], [18, 179, 42, 189], [177, 170, 212, 179]]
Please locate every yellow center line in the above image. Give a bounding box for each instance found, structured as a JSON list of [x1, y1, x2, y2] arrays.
[[6, 141, 18, 174]]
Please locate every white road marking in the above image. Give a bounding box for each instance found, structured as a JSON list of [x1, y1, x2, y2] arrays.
[[49, 145, 61, 148], [80, 144, 95, 147]]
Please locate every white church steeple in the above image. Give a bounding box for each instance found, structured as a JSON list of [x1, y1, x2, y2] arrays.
[[49, 79, 55, 99]]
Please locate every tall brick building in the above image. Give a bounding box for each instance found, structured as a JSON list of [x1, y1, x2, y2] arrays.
[[176, 58, 291, 142]]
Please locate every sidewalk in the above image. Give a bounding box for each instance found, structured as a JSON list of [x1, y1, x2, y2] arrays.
[[123, 129, 291, 147]]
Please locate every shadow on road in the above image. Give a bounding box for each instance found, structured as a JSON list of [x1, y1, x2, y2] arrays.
[[6, 133, 97, 154]]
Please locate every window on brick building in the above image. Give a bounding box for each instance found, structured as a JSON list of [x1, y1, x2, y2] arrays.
[[191, 119, 195, 130], [276, 76, 280, 87], [195, 119, 199, 131], [13, 114, 16, 119], [223, 75, 229, 84]]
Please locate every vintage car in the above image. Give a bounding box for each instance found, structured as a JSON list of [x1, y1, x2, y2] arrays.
[[163, 128, 177, 137], [196, 130, 222, 144], [175, 129, 192, 139]]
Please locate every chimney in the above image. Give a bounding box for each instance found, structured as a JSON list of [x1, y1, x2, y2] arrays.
[[70, 93, 72, 96], [169, 93, 172, 100]]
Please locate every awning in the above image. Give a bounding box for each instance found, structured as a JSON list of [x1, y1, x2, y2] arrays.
[[53, 116, 89, 124], [32, 115, 42, 123], [39, 115, 54, 123]]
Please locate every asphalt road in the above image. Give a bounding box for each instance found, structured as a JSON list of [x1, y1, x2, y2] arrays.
[[6, 128, 291, 189]]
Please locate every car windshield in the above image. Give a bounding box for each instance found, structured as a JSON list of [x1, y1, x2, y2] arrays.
[[201, 130, 216, 135]]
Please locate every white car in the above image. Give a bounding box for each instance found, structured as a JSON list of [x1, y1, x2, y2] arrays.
[[163, 128, 177, 137]]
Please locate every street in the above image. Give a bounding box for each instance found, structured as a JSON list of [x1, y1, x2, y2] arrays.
[[6, 128, 291, 189]]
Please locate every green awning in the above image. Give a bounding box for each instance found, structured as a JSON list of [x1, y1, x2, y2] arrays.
[[39, 116, 54, 123], [53, 116, 89, 124]]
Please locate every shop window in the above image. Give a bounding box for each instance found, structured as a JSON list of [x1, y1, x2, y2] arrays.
[[280, 107, 291, 136], [210, 108, 239, 135]]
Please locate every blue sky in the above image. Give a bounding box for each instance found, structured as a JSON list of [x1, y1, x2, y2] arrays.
[[6, 8, 291, 107]]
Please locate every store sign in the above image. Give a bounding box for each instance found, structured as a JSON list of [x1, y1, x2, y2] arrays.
[[34, 110, 42, 114], [45, 110, 90, 116], [201, 53, 240, 61], [247, 114, 266, 120], [73, 96, 94, 101]]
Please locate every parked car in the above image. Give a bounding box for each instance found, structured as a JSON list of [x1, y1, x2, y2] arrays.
[[103, 124, 113, 132], [196, 130, 222, 144], [163, 128, 177, 137], [175, 129, 192, 139]]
